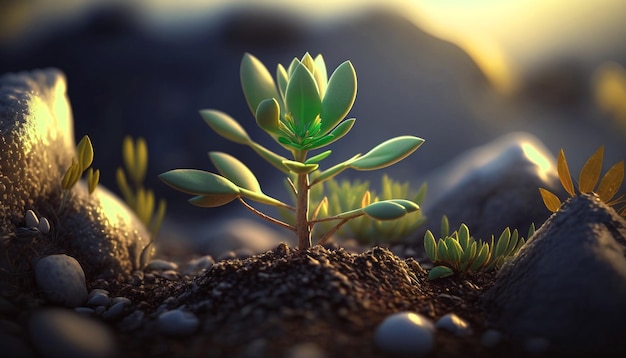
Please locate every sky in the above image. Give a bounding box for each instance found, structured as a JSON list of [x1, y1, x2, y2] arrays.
[[4, 0, 626, 93]]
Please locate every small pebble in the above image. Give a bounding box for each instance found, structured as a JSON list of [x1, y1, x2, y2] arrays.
[[74, 307, 95, 316], [102, 301, 127, 321], [374, 311, 435, 356], [35, 255, 88, 308], [119, 310, 144, 332], [157, 309, 199, 337], [111, 297, 131, 306], [86, 292, 111, 307], [435, 313, 472, 336], [184, 255, 215, 275], [146, 259, 178, 271]]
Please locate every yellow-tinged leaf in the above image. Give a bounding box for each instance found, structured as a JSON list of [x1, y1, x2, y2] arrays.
[[539, 188, 561, 212], [597, 161, 624, 203], [361, 190, 371, 208], [558, 149, 575, 197], [62, 160, 82, 190], [87, 168, 100, 194], [578, 146, 604, 193], [76, 135, 94, 172]]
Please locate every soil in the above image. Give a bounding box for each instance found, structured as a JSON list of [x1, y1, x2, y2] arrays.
[[86, 243, 551, 358]]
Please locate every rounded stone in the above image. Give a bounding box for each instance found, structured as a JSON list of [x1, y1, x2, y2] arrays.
[[157, 309, 199, 337], [435, 313, 472, 336], [29, 308, 117, 358], [374, 311, 435, 356], [35, 254, 88, 308]]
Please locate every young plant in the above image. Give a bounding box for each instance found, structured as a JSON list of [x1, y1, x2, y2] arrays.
[[60, 135, 100, 211], [160, 52, 424, 249], [280, 174, 426, 245], [116, 136, 167, 267], [539, 146, 625, 216], [423, 216, 534, 280]]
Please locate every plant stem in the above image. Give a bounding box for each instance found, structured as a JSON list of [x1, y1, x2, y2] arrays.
[[295, 172, 311, 249], [238, 198, 295, 232]]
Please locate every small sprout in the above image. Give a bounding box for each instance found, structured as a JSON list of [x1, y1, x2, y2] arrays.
[[86, 168, 100, 194], [424, 216, 532, 280], [540, 146, 625, 217], [60, 135, 100, 213], [160, 52, 424, 249]]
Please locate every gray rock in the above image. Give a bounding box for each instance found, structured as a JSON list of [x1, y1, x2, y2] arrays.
[[435, 313, 472, 336], [29, 308, 117, 358], [483, 193, 626, 355], [34, 254, 87, 308], [374, 311, 435, 356], [0, 69, 152, 287], [416, 132, 560, 241], [157, 309, 199, 337]]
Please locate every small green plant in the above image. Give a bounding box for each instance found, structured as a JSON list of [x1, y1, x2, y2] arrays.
[[116, 136, 167, 266], [159, 52, 424, 249], [424, 216, 533, 280], [280, 174, 426, 245], [60, 135, 100, 211], [539, 146, 625, 216]]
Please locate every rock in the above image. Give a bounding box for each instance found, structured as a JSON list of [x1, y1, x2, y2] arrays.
[[157, 309, 199, 337], [415, 132, 560, 241], [0, 68, 151, 288], [374, 311, 435, 356], [29, 308, 117, 358], [34, 254, 88, 308], [483, 193, 626, 355], [435, 313, 472, 336]]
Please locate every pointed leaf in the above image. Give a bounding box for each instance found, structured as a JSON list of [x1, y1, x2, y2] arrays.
[[134, 137, 148, 185], [539, 188, 561, 212], [446, 237, 463, 264], [597, 161, 624, 203], [320, 61, 357, 135], [87, 168, 100, 194], [437, 239, 449, 262], [307, 118, 355, 150], [441, 215, 450, 237], [276, 64, 289, 103], [282, 160, 319, 174], [362, 201, 407, 220], [305, 150, 332, 165], [200, 110, 251, 145], [189, 193, 238, 207], [387, 199, 420, 213], [311, 154, 361, 185], [77, 135, 94, 172], [249, 142, 290, 174], [458, 224, 470, 250], [62, 160, 82, 190], [494, 228, 511, 258], [240, 53, 281, 116], [159, 169, 240, 195], [361, 190, 371, 208], [350, 136, 424, 171], [239, 188, 290, 207], [470, 243, 490, 271], [424, 230, 438, 261], [313, 54, 328, 97], [428, 266, 454, 280], [209, 152, 262, 193], [285, 61, 322, 125], [558, 149, 575, 197], [578, 146, 604, 193]]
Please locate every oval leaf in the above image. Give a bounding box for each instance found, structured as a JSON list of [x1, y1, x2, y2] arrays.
[[256, 98, 281, 134], [249, 142, 290, 174], [558, 149, 575, 197], [539, 188, 561, 213], [159, 169, 240, 195], [200, 110, 251, 145], [77, 135, 94, 172], [241, 53, 281, 117], [320, 61, 357, 135], [305, 150, 332, 165], [362, 201, 407, 220], [209, 152, 262, 193], [428, 266, 454, 280], [134, 137, 148, 185], [285, 61, 322, 126], [424, 230, 438, 261], [578, 146, 604, 193], [351, 136, 424, 171], [597, 161, 624, 203], [386, 199, 420, 213], [313, 54, 328, 97], [189, 193, 238, 208], [238, 188, 290, 208], [282, 160, 319, 174]]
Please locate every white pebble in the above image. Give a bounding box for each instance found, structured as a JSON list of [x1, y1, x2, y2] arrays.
[[25, 210, 39, 228], [35, 255, 87, 308], [157, 309, 199, 337], [374, 312, 435, 356], [435, 313, 472, 336]]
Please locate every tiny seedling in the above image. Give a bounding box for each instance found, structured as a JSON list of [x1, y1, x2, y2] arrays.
[[160, 52, 424, 249], [60, 135, 100, 211], [539, 146, 625, 216], [424, 216, 534, 280]]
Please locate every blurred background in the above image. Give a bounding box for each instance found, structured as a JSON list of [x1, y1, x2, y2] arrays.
[[1, 0, 625, 235]]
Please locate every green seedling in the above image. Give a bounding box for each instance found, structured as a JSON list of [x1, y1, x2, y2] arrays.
[[539, 146, 625, 217], [116, 136, 166, 267], [424, 216, 534, 280], [60, 135, 100, 211], [160, 52, 424, 249]]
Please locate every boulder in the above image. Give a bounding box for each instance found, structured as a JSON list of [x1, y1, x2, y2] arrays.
[[483, 193, 626, 355], [0, 69, 151, 291], [414, 132, 560, 242]]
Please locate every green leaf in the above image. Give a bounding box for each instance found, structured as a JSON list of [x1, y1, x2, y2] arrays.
[[386, 199, 420, 213], [285, 61, 322, 126], [424, 230, 437, 261], [87, 168, 99, 194], [458, 224, 470, 250], [558, 149, 575, 197], [445, 237, 463, 265], [362, 200, 407, 220], [311, 154, 361, 185], [249, 142, 291, 174], [209, 152, 262, 193], [428, 266, 454, 280], [313, 54, 328, 97], [320, 61, 357, 135], [240, 53, 281, 117], [255, 98, 281, 134], [461, 241, 477, 268], [494, 228, 511, 258], [307, 118, 355, 151], [159, 169, 240, 195], [440, 215, 450, 237], [578, 146, 604, 193], [200, 110, 251, 145], [77, 135, 94, 172], [276, 64, 289, 103], [470, 243, 490, 271], [305, 150, 332, 164], [282, 160, 319, 174], [350, 136, 424, 171], [597, 161, 624, 203], [239, 188, 290, 208], [539, 188, 561, 213], [188, 193, 238, 207], [504, 229, 519, 257], [437, 239, 449, 262]]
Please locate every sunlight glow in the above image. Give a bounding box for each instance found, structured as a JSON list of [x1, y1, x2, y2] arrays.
[[522, 142, 553, 183], [593, 62, 626, 135]]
